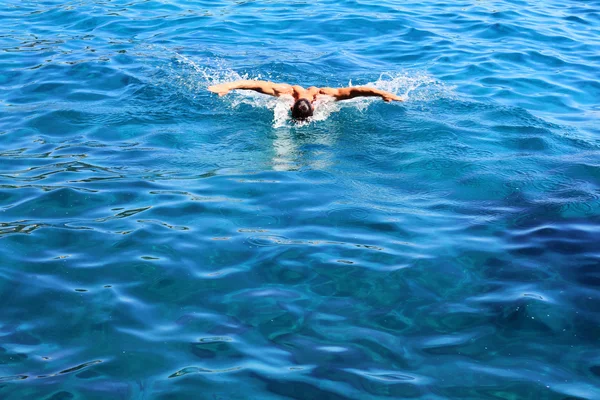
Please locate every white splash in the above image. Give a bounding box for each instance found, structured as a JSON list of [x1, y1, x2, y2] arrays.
[[368, 71, 454, 102]]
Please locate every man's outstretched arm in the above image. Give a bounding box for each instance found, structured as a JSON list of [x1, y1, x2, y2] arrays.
[[319, 86, 403, 102], [208, 80, 293, 97]]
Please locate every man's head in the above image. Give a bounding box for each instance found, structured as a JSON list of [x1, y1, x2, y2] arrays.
[[291, 98, 313, 120]]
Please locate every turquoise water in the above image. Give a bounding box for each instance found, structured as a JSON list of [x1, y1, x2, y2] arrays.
[[1, 0, 600, 398]]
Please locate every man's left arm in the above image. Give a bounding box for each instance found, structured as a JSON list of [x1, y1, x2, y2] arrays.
[[320, 86, 403, 102]]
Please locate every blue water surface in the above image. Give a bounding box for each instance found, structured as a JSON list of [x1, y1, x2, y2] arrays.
[[1, 0, 600, 399]]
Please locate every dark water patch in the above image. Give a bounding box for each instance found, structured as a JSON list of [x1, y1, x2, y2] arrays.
[[0, 349, 28, 365], [45, 391, 74, 400]]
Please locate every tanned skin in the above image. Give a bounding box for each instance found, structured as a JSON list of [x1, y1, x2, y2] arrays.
[[208, 80, 403, 103]]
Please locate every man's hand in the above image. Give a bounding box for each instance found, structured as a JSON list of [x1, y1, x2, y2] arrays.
[[382, 93, 403, 102], [208, 84, 230, 96]]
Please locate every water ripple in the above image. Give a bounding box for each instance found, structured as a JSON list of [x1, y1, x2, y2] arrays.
[[1, 0, 600, 398]]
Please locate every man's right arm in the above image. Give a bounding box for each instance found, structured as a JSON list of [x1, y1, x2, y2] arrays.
[[208, 80, 293, 97]]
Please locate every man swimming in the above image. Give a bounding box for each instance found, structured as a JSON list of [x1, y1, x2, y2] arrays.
[[208, 80, 403, 120]]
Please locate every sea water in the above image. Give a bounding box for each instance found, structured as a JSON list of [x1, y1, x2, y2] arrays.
[[1, 0, 599, 399]]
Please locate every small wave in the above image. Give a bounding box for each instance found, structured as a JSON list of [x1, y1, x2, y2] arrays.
[[168, 366, 243, 378]]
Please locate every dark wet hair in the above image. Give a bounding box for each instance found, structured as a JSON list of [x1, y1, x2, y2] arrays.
[[291, 98, 313, 120]]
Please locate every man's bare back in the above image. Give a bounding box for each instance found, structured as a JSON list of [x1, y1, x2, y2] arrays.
[[208, 80, 403, 120]]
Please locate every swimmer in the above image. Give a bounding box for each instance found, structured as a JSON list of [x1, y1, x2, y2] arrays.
[[208, 80, 403, 120]]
